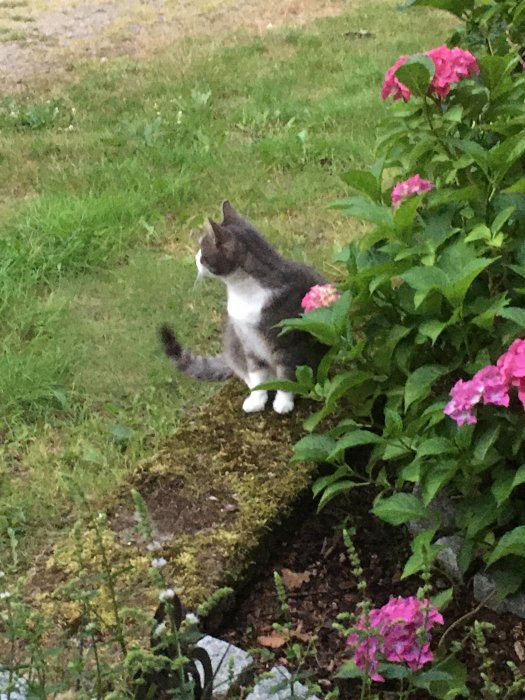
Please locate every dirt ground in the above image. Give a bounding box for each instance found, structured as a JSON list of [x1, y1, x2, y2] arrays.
[[0, 0, 345, 91]]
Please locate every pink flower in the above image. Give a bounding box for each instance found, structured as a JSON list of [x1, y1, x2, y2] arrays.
[[347, 597, 443, 682], [391, 174, 434, 207], [473, 365, 509, 408], [426, 45, 480, 98], [497, 339, 525, 409], [444, 339, 525, 425], [381, 45, 479, 102], [381, 55, 411, 102], [301, 284, 341, 312]]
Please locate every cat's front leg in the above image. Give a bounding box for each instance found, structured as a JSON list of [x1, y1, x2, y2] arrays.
[[272, 364, 295, 415], [242, 368, 270, 413]]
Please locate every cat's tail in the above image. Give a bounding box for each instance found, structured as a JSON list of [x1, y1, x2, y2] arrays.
[[159, 324, 234, 381]]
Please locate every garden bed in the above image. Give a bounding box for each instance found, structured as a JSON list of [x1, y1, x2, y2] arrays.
[[218, 489, 525, 698]]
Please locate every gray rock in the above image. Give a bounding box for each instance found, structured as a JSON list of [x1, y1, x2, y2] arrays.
[[196, 635, 253, 696], [0, 671, 27, 700], [473, 574, 504, 612], [473, 574, 525, 617], [504, 592, 525, 618], [246, 666, 320, 700], [435, 535, 463, 581], [408, 487, 456, 536]]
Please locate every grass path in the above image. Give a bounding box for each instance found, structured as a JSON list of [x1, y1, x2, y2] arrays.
[[0, 0, 452, 573]]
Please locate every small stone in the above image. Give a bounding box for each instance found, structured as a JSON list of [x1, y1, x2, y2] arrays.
[[223, 503, 239, 513], [472, 574, 504, 612], [435, 535, 463, 581], [196, 636, 253, 695], [246, 666, 320, 700], [0, 670, 27, 700], [503, 592, 525, 619]]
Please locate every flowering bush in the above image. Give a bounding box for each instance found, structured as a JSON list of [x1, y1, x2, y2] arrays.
[[347, 596, 443, 682], [279, 0, 525, 603]]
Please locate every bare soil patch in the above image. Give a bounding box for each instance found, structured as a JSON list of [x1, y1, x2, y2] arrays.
[[0, 0, 345, 91]]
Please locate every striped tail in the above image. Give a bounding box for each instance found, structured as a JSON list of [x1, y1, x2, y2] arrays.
[[159, 324, 233, 381]]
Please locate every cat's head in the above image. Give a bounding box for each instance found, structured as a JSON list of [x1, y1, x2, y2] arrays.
[[196, 201, 271, 279]]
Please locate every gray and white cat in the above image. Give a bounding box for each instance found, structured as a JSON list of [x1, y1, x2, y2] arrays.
[[160, 201, 326, 414]]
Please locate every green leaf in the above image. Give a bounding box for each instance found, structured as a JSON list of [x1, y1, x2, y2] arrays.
[[479, 55, 512, 94], [312, 466, 351, 497], [258, 379, 303, 393], [491, 470, 516, 508], [490, 133, 525, 186], [444, 256, 494, 307], [401, 266, 446, 291], [489, 566, 525, 603], [404, 365, 448, 411], [498, 306, 525, 327], [504, 176, 525, 194], [419, 319, 448, 344], [431, 587, 454, 611], [292, 434, 337, 463], [328, 430, 383, 461], [473, 424, 500, 463], [372, 493, 427, 525], [341, 169, 380, 201], [324, 370, 373, 408], [416, 437, 455, 458], [450, 138, 490, 177], [487, 526, 525, 566], [318, 480, 359, 510], [491, 206, 516, 234], [395, 55, 435, 97], [336, 661, 363, 679], [428, 184, 481, 207], [465, 224, 491, 243], [464, 494, 498, 538], [329, 196, 393, 226], [280, 309, 337, 346], [378, 663, 411, 680], [303, 408, 327, 432], [414, 655, 468, 698], [491, 465, 525, 507], [422, 461, 458, 506], [393, 194, 424, 236]]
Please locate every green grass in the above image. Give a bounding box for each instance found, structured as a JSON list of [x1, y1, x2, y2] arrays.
[[0, 0, 452, 568]]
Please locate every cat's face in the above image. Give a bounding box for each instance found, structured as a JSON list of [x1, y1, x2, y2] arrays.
[[196, 220, 244, 279]]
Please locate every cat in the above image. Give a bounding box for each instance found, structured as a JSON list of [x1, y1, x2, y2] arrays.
[[159, 201, 326, 414]]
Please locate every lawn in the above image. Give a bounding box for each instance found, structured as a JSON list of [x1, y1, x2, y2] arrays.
[[0, 0, 451, 574]]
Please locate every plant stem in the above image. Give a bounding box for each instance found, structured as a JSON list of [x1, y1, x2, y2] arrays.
[[438, 590, 496, 649], [92, 517, 128, 658]]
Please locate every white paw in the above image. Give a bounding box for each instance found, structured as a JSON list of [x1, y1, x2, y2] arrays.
[[242, 391, 268, 413], [273, 391, 295, 415]]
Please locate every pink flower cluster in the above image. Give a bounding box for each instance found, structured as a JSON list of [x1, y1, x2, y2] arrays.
[[391, 174, 434, 207], [347, 596, 443, 682], [301, 283, 341, 312], [445, 339, 525, 426], [381, 45, 480, 102]]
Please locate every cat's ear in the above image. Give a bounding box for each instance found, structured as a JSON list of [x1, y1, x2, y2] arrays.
[[221, 200, 244, 225], [208, 219, 231, 246]]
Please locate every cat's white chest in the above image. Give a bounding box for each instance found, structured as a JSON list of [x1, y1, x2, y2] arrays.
[[226, 278, 274, 364], [226, 279, 272, 324]]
